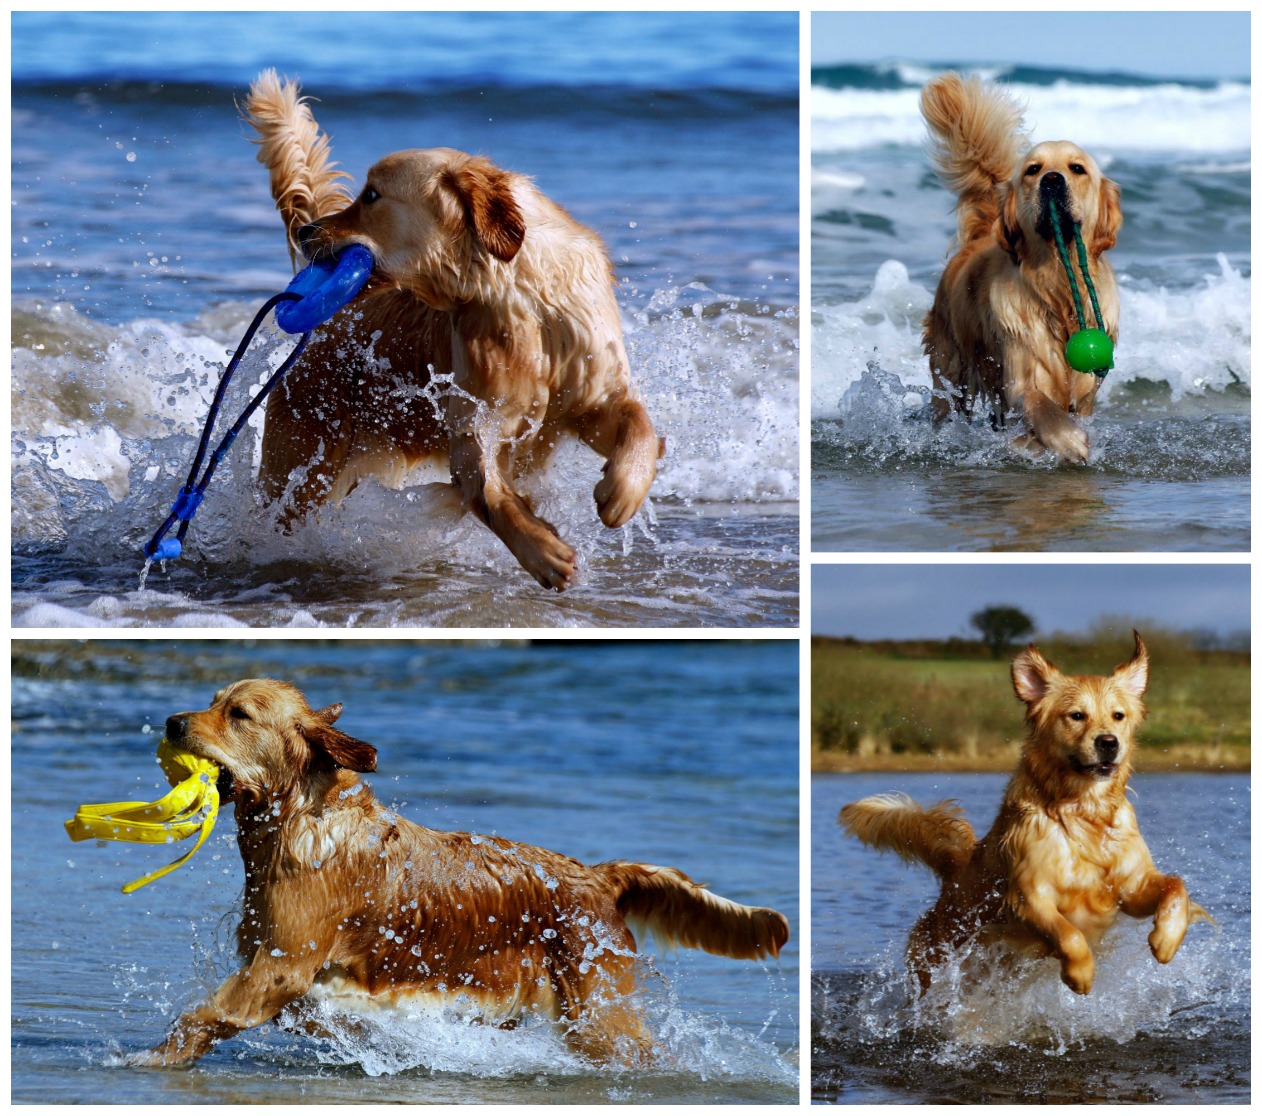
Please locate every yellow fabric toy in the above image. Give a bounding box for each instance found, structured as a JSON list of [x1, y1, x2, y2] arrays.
[[65, 738, 220, 893]]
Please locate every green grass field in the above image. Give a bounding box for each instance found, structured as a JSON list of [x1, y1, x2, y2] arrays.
[[812, 635, 1250, 772]]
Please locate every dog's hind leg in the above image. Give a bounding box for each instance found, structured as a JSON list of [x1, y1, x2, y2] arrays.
[[574, 393, 663, 528], [554, 951, 654, 1066]]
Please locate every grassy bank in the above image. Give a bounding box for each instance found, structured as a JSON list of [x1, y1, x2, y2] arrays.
[[812, 636, 1250, 773]]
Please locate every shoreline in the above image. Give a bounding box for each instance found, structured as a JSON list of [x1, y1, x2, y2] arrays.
[[812, 746, 1250, 775]]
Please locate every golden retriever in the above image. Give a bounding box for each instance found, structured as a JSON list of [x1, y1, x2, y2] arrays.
[[244, 70, 662, 590], [128, 679, 788, 1067], [921, 73, 1122, 463], [840, 633, 1210, 995]]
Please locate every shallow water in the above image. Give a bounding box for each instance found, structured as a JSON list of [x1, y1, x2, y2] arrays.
[[12, 640, 799, 1103], [811, 771, 1250, 1103], [11, 12, 800, 626], [811, 64, 1250, 552]]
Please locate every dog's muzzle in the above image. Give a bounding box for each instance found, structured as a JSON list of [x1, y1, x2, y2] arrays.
[[1034, 172, 1077, 242], [164, 713, 237, 800], [1071, 734, 1120, 779], [296, 222, 336, 263]]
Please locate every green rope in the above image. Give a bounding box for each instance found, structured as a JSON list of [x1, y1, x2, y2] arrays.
[[1047, 197, 1090, 331], [1072, 222, 1106, 334]]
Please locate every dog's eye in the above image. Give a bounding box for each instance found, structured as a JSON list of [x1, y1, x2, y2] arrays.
[[1024, 164, 1041, 177], [1068, 711, 1086, 721], [229, 707, 251, 722], [361, 186, 381, 204], [1112, 711, 1125, 721], [1069, 163, 1087, 176]]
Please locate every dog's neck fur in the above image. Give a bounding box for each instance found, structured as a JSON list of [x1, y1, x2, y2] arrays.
[[234, 765, 380, 876]]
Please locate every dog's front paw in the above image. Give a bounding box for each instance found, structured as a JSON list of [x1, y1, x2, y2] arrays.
[[124, 1047, 181, 1069], [1031, 413, 1090, 464], [519, 531, 577, 592], [1061, 954, 1094, 995], [1149, 915, 1188, 965], [594, 464, 648, 529]]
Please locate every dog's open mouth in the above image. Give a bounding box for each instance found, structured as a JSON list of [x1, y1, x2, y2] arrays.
[[216, 766, 238, 802], [1070, 757, 1118, 779]]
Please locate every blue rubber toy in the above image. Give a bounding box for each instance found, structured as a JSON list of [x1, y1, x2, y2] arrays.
[[274, 244, 374, 334]]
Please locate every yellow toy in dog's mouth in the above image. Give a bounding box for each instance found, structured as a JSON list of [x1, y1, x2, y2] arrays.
[[65, 738, 220, 893]]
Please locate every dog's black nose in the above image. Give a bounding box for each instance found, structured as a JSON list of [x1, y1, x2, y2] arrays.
[[1040, 171, 1066, 191], [1094, 734, 1119, 762], [296, 223, 323, 258], [166, 715, 189, 742]]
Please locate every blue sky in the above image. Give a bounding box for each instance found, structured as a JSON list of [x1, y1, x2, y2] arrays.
[[811, 12, 1250, 82], [812, 565, 1249, 640]]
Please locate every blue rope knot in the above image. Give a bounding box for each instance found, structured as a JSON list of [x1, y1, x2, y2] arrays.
[[171, 486, 204, 520]]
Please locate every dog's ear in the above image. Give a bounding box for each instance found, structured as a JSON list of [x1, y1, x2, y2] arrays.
[[1090, 177, 1122, 256], [445, 159, 526, 263], [302, 713, 378, 773], [1112, 631, 1149, 698], [994, 184, 1023, 262], [313, 702, 343, 725], [1011, 645, 1058, 705]]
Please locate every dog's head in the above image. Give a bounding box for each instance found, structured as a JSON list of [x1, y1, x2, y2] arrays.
[[1010, 632, 1148, 790], [164, 679, 376, 807], [296, 147, 526, 310], [998, 140, 1122, 261]]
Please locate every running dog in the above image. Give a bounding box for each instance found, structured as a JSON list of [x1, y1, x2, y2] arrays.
[[244, 71, 661, 590], [129, 679, 788, 1066], [840, 633, 1210, 994], [921, 73, 1122, 463]]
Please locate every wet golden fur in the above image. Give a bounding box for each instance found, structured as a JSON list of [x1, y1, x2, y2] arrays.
[[921, 73, 1123, 463], [244, 70, 661, 590], [840, 634, 1210, 995], [130, 679, 788, 1066]]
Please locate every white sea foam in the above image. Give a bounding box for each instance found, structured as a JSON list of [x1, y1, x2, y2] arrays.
[[812, 79, 1251, 155], [13, 294, 797, 513], [812, 254, 1250, 422]]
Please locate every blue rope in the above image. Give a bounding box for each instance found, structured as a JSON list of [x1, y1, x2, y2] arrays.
[[144, 291, 308, 562]]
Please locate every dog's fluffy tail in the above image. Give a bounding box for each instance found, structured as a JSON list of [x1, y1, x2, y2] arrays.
[[920, 72, 1027, 245], [840, 793, 976, 880], [601, 861, 789, 961], [242, 69, 353, 267]]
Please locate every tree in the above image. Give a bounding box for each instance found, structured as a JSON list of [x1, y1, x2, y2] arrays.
[[970, 605, 1035, 658]]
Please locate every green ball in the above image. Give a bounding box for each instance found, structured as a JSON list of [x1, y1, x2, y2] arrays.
[[1064, 328, 1114, 374]]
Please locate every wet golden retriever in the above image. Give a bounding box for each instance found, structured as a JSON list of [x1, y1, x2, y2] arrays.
[[840, 633, 1210, 995], [921, 73, 1122, 463], [129, 679, 788, 1067], [244, 71, 661, 590]]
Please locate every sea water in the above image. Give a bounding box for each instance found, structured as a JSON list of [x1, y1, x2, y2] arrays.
[[811, 63, 1249, 552], [11, 12, 799, 627]]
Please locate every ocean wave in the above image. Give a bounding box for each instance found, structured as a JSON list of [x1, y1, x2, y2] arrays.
[[812, 61, 1234, 92], [812, 76, 1250, 154], [12, 290, 798, 587], [16, 78, 796, 126]]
